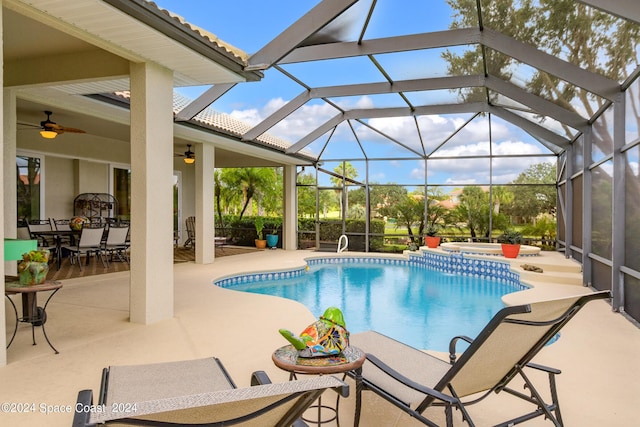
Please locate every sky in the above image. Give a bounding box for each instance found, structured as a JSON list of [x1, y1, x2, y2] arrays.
[[152, 0, 560, 188]]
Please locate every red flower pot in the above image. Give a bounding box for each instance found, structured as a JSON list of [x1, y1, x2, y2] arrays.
[[501, 243, 521, 258], [425, 236, 441, 248]]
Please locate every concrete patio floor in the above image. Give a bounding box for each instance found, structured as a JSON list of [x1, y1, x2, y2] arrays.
[[1, 249, 638, 426]]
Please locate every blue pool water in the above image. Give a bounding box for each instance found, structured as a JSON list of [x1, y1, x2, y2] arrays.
[[228, 260, 523, 352]]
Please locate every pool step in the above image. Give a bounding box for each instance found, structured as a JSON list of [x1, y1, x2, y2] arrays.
[[505, 255, 581, 272], [517, 269, 583, 286], [504, 254, 583, 286]]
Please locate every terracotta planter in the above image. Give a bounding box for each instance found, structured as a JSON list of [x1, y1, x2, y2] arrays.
[[501, 243, 521, 258], [255, 239, 267, 249], [425, 236, 441, 248]]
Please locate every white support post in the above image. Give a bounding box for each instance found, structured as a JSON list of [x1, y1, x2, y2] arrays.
[[0, 5, 6, 365], [612, 93, 625, 311], [129, 62, 174, 324], [283, 165, 298, 250], [195, 143, 214, 264]]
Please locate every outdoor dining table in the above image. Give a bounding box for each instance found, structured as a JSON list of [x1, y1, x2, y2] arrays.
[[29, 229, 81, 270]]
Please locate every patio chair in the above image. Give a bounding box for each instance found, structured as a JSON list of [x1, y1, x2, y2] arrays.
[[61, 226, 108, 271], [26, 219, 57, 261], [103, 225, 130, 264], [52, 218, 73, 245], [72, 356, 349, 427], [184, 216, 195, 249], [27, 219, 54, 247], [348, 291, 610, 427]]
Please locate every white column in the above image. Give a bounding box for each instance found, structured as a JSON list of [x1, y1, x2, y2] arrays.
[[3, 89, 17, 278], [129, 62, 174, 324], [0, 4, 6, 365], [282, 165, 297, 250], [195, 143, 214, 264]]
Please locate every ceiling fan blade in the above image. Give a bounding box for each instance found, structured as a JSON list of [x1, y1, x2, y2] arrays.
[[59, 126, 86, 134], [38, 111, 86, 136], [17, 122, 41, 129]]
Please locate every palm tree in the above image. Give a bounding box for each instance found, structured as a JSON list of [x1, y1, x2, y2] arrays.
[[225, 168, 275, 220]]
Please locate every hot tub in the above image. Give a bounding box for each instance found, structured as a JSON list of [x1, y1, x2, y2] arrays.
[[439, 242, 541, 257]]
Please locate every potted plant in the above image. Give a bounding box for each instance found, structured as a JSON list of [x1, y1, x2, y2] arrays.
[[254, 217, 267, 249], [498, 229, 522, 258], [265, 218, 281, 249], [424, 224, 441, 248], [18, 249, 50, 285]]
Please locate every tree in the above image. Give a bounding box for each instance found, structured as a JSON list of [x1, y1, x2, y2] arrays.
[[426, 187, 453, 228], [451, 186, 510, 239], [330, 162, 358, 216], [506, 162, 556, 222], [221, 167, 277, 220], [452, 186, 490, 240], [297, 172, 317, 218], [445, 0, 639, 143], [491, 186, 514, 215], [214, 170, 224, 226], [379, 192, 425, 245]]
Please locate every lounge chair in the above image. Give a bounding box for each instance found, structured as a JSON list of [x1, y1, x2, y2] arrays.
[[348, 291, 610, 427], [72, 356, 348, 427], [184, 216, 195, 249]]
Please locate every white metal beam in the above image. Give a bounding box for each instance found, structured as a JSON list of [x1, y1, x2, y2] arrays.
[[485, 76, 588, 131], [481, 28, 620, 100], [242, 75, 484, 142], [242, 91, 311, 141], [174, 83, 235, 122], [247, 0, 359, 69], [176, 0, 357, 122], [280, 28, 481, 64], [488, 106, 570, 152], [282, 27, 619, 101], [285, 103, 488, 155], [577, 0, 640, 25]]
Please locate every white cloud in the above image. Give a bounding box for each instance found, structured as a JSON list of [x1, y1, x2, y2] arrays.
[[493, 140, 543, 155], [230, 108, 262, 126]]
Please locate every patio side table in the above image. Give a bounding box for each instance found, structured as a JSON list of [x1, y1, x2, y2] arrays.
[[272, 344, 365, 427], [5, 280, 63, 354]]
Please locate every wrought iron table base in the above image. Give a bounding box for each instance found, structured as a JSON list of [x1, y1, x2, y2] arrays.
[[5, 284, 61, 354]]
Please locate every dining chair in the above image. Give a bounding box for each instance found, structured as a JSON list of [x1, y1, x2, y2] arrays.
[[52, 218, 73, 245], [27, 219, 53, 246], [103, 225, 130, 264], [26, 219, 57, 262], [62, 226, 108, 271], [17, 226, 31, 240]]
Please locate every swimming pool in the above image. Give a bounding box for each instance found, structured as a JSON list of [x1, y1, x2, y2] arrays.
[[224, 257, 526, 352]]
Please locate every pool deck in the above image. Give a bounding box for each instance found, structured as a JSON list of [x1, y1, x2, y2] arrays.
[[1, 248, 638, 426]]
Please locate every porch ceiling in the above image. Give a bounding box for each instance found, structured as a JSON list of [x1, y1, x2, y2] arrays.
[[6, 0, 291, 167]]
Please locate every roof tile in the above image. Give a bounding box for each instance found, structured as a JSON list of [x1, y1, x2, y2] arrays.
[[143, 1, 249, 63]]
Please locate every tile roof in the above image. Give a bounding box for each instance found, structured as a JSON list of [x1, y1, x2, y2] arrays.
[[143, 0, 249, 63], [113, 91, 296, 153]]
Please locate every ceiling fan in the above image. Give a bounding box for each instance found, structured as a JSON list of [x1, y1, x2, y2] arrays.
[[31, 110, 86, 139], [176, 144, 195, 164]]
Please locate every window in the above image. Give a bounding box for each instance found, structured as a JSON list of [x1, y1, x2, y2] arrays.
[[17, 154, 43, 223]]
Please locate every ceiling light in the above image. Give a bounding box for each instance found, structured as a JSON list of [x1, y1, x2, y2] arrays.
[[183, 144, 195, 164], [40, 130, 57, 139]]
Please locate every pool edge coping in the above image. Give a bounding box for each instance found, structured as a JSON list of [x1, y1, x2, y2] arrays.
[[214, 250, 530, 297]]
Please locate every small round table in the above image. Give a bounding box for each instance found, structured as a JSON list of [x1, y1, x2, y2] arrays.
[[272, 345, 365, 427], [5, 280, 63, 354]]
